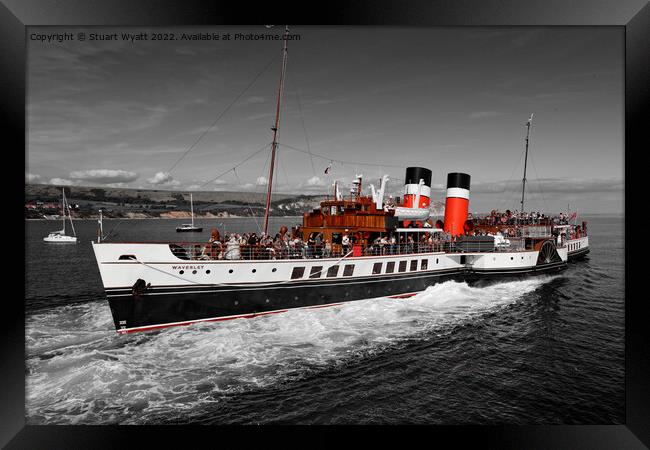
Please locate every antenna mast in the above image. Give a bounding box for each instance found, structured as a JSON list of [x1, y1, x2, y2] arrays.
[[263, 25, 289, 235], [520, 113, 533, 212]]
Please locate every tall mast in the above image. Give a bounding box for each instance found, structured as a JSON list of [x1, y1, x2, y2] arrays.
[[263, 25, 290, 236], [520, 113, 533, 212]]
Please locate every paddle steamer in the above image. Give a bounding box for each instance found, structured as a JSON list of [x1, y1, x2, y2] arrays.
[[91, 27, 588, 334]]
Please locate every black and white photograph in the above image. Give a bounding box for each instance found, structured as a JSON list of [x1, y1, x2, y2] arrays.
[[23, 24, 625, 427]]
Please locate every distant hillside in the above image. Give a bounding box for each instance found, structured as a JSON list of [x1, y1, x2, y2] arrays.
[[25, 184, 301, 204], [25, 184, 326, 219]]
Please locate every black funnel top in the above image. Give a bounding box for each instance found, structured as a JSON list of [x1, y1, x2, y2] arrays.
[[405, 167, 432, 187], [446, 173, 471, 190]]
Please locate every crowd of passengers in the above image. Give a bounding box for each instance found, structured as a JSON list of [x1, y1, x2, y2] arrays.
[[185, 226, 447, 261], [183, 210, 583, 260], [475, 210, 573, 226]]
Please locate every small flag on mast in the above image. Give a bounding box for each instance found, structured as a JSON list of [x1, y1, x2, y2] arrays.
[[569, 211, 577, 222], [324, 162, 332, 174]]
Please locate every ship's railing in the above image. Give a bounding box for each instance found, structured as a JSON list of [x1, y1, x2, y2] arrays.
[[166, 238, 529, 261]]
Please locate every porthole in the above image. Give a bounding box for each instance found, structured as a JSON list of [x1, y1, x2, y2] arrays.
[[252, 269, 257, 273], [294, 296, 299, 300], [229, 269, 234, 273], [192, 270, 197, 274], [179, 270, 184, 274], [206, 270, 211, 274], [266, 299, 270, 303], [234, 300, 238, 305], [436, 258, 439, 264], [510, 257, 513, 260], [272, 268, 277, 272]]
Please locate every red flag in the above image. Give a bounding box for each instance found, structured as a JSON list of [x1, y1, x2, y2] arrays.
[[569, 212, 577, 221]]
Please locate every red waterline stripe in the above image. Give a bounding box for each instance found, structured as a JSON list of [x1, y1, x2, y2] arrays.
[[388, 292, 418, 299], [117, 302, 346, 335]]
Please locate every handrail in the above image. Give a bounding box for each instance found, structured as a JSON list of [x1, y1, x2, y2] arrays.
[[161, 238, 540, 261]]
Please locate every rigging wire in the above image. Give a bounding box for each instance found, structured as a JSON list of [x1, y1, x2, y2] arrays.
[[528, 149, 551, 213], [166, 53, 280, 174], [279, 143, 405, 169], [496, 145, 526, 212], [294, 90, 316, 175], [198, 142, 271, 189]]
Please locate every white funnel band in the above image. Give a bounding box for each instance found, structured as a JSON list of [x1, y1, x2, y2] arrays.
[[404, 184, 431, 197], [446, 187, 469, 200]]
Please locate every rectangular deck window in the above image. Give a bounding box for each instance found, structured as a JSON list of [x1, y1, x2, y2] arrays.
[[410, 260, 418, 271], [372, 262, 382, 274], [421, 259, 428, 270], [291, 267, 305, 279], [327, 265, 339, 277], [310, 266, 323, 278], [386, 261, 395, 274], [343, 264, 355, 277], [398, 261, 407, 272]]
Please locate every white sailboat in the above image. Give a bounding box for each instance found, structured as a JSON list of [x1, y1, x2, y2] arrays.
[[43, 188, 78, 243], [176, 193, 202, 232]]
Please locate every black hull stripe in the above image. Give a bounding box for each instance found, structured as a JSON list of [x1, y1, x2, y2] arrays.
[[568, 248, 590, 259], [105, 263, 567, 333]]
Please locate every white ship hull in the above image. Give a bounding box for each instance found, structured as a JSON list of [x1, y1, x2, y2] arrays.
[[92, 241, 567, 334]]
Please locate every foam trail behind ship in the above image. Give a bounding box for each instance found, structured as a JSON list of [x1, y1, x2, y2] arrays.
[[26, 276, 557, 424]]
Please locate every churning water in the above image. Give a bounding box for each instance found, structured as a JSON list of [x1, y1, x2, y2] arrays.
[[25, 215, 624, 424]]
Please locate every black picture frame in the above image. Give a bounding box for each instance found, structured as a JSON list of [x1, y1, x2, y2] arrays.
[[4, 1, 647, 447]]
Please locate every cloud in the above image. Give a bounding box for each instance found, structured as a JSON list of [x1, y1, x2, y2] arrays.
[[69, 169, 139, 184], [48, 178, 78, 186], [241, 96, 266, 105], [147, 171, 180, 186], [26, 173, 41, 183], [471, 178, 623, 195], [256, 176, 268, 186], [468, 111, 505, 119], [313, 97, 348, 105], [306, 176, 325, 186]]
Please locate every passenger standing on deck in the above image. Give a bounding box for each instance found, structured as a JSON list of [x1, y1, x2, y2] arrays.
[[342, 231, 350, 254], [225, 234, 241, 260], [324, 239, 332, 258], [206, 228, 222, 259]]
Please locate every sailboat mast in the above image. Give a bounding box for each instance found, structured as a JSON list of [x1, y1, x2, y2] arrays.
[[520, 113, 533, 212], [263, 25, 290, 236], [190, 193, 194, 227], [61, 188, 66, 233]]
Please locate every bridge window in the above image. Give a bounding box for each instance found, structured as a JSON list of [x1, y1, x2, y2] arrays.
[[310, 266, 323, 279], [291, 267, 305, 279]]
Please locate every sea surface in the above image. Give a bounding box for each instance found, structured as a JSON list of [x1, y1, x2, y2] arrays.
[[25, 215, 624, 424]]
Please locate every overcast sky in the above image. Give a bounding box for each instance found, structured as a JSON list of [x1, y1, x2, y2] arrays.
[[27, 26, 623, 213]]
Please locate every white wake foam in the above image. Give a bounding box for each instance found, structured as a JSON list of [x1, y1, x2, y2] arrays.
[[26, 276, 555, 424]]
